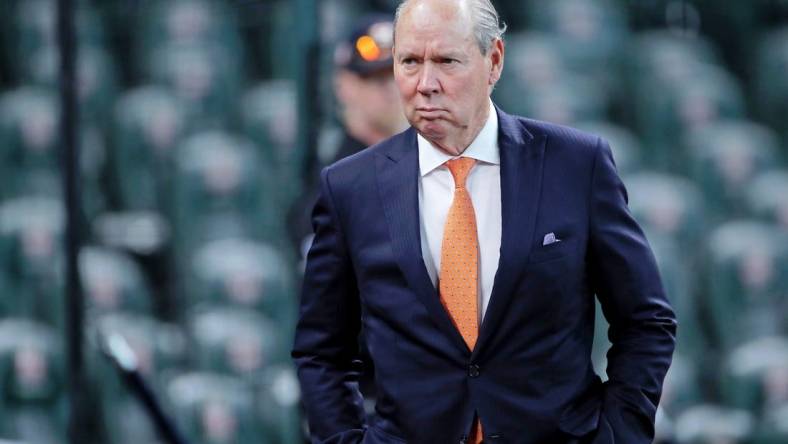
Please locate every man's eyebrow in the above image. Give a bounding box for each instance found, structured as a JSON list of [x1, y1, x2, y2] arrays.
[[396, 51, 419, 60], [432, 51, 464, 59]]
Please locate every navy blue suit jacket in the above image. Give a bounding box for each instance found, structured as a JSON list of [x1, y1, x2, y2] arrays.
[[292, 107, 677, 444]]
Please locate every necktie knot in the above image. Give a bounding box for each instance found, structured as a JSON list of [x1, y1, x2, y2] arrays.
[[446, 157, 476, 189]]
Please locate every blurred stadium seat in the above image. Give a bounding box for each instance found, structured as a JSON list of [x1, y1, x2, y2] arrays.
[[110, 86, 185, 212], [686, 120, 780, 219], [171, 131, 281, 264], [705, 221, 788, 353], [0, 197, 64, 327], [88, 312, 187, 444], [675, 404, 755, 444], [188, 238, 295, 323], [187, 306, 284, 378], [753, 27, 788, 144], [747, 169, 788, 230], [167, 372, 268, 444], [0, 319, 66, 443], [79, 246, 154, 316]]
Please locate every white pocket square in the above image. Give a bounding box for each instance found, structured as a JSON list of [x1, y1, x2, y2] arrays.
[[542, 232, 561, 246]]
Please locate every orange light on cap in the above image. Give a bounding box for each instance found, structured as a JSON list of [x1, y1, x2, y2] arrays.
[[356, 35, 381, 61]]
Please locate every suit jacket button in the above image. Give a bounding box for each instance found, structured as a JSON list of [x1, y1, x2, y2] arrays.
[[468, 364, 480, 378]]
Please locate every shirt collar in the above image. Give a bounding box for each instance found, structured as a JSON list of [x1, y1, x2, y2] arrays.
[[418, 99, 500, 177]]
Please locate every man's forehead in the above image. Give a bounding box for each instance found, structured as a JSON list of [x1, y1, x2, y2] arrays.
[[396, 0, 472, 31], [394, 0, 474, 47], [394, 36, 471, 57]]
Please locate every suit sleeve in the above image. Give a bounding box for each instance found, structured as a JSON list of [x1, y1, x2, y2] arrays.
[[291, 166, 366, 443], [587, 137, 678, 443]]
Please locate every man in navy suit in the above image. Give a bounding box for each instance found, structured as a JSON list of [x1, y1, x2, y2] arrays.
[[291, 0, 677, 443]]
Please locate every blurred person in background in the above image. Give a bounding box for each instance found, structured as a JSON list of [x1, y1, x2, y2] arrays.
[[292, 0, 676, 443], [331, 14, 408, 162], [287, 12, 407, 421], [288, 14, 406, 259]]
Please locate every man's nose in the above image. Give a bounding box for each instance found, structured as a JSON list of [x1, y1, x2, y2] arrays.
[[416, 63, 440, 95]]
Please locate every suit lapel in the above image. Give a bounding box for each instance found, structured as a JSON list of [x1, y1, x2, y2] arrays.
[[376, 110, 547, 358], [376, 128, 470, 353], [472, 108, 546, 360]]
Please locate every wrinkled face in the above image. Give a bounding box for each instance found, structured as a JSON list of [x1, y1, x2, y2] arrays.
[[393, 0, 503, 153]]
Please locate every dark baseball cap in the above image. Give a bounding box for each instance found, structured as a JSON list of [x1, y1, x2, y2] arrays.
[[334, 14, 395, 77]]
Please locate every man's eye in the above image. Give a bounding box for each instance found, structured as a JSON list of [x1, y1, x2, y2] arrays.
[[441, 58, 456, 64]]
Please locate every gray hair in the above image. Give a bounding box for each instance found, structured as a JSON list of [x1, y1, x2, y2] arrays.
[[394, 0, 507, 55]]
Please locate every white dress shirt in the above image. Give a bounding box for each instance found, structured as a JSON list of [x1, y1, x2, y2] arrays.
[[417, 99, 502, 326]]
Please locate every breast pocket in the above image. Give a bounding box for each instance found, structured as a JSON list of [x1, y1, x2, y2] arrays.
[[527, 237, 576, 264]]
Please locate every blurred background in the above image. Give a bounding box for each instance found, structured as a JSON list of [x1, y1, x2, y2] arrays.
[[0, 0, 787, 443]]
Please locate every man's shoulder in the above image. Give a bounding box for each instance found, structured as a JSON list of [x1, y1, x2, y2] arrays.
[[319, 127, 412, 194], [324, 127, 412, 175], [513, 115, 603, 152]]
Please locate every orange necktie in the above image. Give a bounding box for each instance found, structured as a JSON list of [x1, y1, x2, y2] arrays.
[[439, 157, 484, 444]]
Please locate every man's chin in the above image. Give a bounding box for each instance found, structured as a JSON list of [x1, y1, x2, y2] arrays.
[[417, 122, 447, 140]]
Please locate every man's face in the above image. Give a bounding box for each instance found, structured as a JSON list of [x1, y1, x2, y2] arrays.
[[393, 0, 503, 153], [335, 70, 405, 137]]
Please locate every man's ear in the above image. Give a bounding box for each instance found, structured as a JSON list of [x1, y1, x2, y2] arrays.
[[488, 38, 505, 85]]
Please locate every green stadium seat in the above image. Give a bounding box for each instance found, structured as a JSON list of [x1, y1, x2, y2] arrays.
[[640, 228, 706, 354], [674, 404, 755, 444], [625, 172, 706, 249], [705, 221, 788, 353], [0, 87, 107, 217], [576, 122, 644, 176], [91, 211, 171, 258], [0, 319, 66, 442], [753, 27, 788, 144], [526, 0, 629, 54], [641, 66, 745, 170], [143, 41, 242, 131], [240, 80, 302, 210], [494, 32, 610, 124], [87, 312, 188, 444], [3, 0, 105, 83], [747, 170, 788, 231], [254, 365, 303, 444], [721, 336, 788, 416], [0, 87, 59, 199], [685, 120, 780, 219], [626, 32, 746, 164], [627, 31, 721, 96], [25, 45, 119, 128], [133, 0, 243, 77], [188, 238, 295, 323], [497, 74, 609, 126], [0, 197, 64, 327], [167, 372, 269, 444], [525, 0, 629, 101], [171, 131, 281, 260], [187, 307, 284, 379], [256, 0, 305, 80], [660, 353, 705, 418], [757, 402, 788, 444], [496, 32, 568, 94], [110, 86, 186, 212], [79, 246, 154, 316]]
